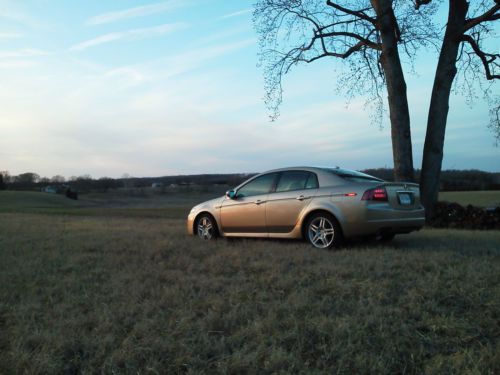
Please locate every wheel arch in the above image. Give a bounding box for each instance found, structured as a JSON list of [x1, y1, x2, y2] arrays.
[[300, 209, 344, 239]]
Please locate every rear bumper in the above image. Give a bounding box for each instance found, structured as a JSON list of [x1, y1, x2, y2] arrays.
[[343, 204, 425, 237], [366, 217, 425, 234]]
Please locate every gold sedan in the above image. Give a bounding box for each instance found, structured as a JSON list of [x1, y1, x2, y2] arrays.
[[187, 167, 425, 249]]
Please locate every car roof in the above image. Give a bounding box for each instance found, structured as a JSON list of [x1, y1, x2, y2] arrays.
[[234, 166, 381, 190], [261, 166, 343, 174]]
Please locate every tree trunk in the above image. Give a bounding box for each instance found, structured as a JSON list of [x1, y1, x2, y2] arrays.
[[421, 0, 468, 219], [371, 0, 414, 182]]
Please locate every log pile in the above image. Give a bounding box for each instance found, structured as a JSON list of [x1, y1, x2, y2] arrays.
[[429, 202, 500, 230]]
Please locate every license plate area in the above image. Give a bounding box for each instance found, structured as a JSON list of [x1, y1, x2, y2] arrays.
[[397, 192, 413, 206]]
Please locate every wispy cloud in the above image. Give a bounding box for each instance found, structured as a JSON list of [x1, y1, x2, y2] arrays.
[[0, 60, 38, 69], [219, 9, 252, 20], [196, 24, 251, 45], [0, 6, 46, 29], [0, 32, 23, 39], [155, 38, 256, 79], [0, 48, 49, 58], [69, 22, 188, 51], [86, 1, 188, 26]]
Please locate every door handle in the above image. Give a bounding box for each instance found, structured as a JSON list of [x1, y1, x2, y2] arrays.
[[296, 195, 307, 201], [255, 199, 265, 205]]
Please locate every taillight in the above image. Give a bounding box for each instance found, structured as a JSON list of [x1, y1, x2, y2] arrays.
[[362, 187, 388, 201]]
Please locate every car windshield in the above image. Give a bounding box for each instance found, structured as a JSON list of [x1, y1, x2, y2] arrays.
[[321, 168, 384, 182]]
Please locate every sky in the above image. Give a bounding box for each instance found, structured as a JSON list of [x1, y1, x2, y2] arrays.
[[0, 0, 498, 179]]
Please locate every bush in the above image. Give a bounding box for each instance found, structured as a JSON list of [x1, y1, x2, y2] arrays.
[[430, 202, 500, 230]]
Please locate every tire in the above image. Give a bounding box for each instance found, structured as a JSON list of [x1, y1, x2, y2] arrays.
[[195, 214, 218, 240], [305, 212, 342, 249]]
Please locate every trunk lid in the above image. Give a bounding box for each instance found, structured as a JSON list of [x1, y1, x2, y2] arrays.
[[381, 182, 421, 209]]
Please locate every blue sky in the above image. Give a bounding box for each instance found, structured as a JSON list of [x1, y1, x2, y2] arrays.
[[0, 0, 498, 178]]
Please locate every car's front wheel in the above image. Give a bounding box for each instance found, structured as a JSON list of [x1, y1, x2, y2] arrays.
[[196, 214, 218, 240], [305, 212, 342, 249]]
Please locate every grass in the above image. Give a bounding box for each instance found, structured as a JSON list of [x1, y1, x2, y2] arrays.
[[0, 191, 499, 373], [439, 190, 500, 208], [0, 191, 197, 218]]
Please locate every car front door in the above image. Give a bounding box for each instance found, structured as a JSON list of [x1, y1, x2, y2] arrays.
[[265, 171, 319, 233], [220, 172, 278, 235]]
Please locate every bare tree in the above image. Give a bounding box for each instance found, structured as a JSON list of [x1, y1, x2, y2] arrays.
[[254, 0, 439, 182], [15, 172, 40, 185], [0, 171, 10, 189], [419, 0, 499, 216]]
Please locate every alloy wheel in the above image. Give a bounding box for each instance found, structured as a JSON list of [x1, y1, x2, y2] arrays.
[[308, 216, 335, 249], [197, 216, 215, 240]]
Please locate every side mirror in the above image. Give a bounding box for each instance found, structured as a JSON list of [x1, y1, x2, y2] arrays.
[[226, 190, 237, 199]]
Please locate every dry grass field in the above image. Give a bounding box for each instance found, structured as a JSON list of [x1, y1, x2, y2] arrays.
[[439, 190, 500, 208], [0, 191, 499, 374]]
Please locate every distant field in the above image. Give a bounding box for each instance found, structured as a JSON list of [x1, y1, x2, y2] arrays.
[[0, 190, 499, 373], [439, 190, 500, 207], [0, 190, 219, 218]]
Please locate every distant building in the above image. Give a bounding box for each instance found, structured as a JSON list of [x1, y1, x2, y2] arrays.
[[151, 182, 164, 188]]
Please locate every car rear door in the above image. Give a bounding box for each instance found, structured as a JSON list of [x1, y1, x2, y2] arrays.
[[265, 171, 318, 233]]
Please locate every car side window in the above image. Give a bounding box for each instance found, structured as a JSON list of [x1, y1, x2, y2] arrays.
[[275, 171, 317, 193], [305, 172, 319, 189], [237, 173, 277, 197]]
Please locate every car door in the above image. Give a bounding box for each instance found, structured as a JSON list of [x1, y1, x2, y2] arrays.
[[220, 172, 278, 235], [265, 171, 319, 233]]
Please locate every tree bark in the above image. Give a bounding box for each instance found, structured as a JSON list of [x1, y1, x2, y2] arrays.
[[371, 0, 414, 182], [421, 0, 468, 219]]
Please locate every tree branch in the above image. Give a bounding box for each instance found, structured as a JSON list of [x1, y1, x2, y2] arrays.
[[283, 5, 321, 30], [325, 0, 376, 25], [414, 0, 432, 10], [316, 31, 381, 50], [299, 41, 367, 62], [464, 3, 500, 31], [461, 34, 500, 80]]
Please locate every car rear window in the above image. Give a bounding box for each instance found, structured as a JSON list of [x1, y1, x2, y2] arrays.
[[275, 171, 318, 192], [321, 168, 383, 183]]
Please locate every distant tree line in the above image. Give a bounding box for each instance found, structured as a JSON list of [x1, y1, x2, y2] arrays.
[[1, 169, 498, 193], [0, 171, 254, 193]]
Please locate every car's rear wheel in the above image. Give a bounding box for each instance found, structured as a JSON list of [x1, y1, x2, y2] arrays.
[[196, 214, 218, 240], [305, 212, 342, 249]]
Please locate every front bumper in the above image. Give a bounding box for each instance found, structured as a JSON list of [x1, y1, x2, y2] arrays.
[[186, 212, 196, 235]]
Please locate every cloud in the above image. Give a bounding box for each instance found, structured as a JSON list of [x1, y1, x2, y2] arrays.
[[0, 32, 23, 39], [0, 5, 46, 29], [0, 60, 38, 69], [160, 38, 256, 76], [0, 48, 48, 69], [0, 48, 49, 59], [86, 1, 188, 26], [219, 9, 252, 20], [69, 22, 188, 51], [86, 38, 256, 84]]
